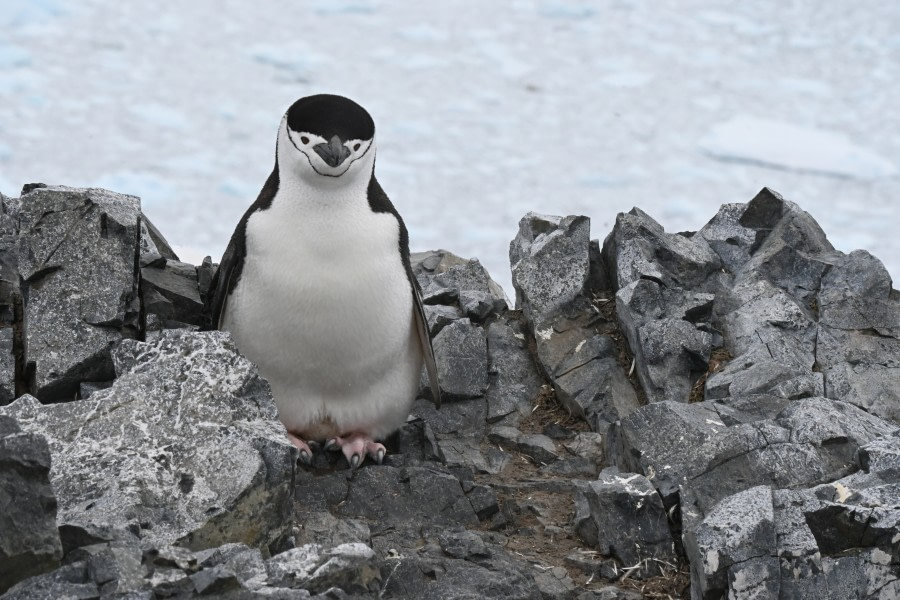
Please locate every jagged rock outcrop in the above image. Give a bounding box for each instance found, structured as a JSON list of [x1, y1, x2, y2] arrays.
[[510, 213, 640, 436], [603, 188, 900, 597], [15, 185, 142, 402], [0, 183, 898, 598], [573, 468, 677, 578], [0, 329, 296, 553]]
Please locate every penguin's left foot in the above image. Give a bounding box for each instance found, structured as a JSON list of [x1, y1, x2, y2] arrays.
[[325, 433, 386, 469], [286, 432, 315, 465]]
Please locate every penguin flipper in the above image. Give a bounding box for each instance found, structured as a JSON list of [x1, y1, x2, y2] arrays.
[[413, 284, 441, 408], [207, 237, 239, 330], [207, 166, 279, 330]]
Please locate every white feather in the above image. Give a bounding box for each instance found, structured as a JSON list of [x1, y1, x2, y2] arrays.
[[222, 117, 422, 440]]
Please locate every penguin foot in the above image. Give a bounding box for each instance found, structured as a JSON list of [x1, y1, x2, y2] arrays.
[[325, 433, 386, 468], [286, 432, 314, 465]]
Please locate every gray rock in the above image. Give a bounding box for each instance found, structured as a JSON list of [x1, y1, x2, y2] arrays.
[[817, 250, 897, 333], [610, 397, 898, 515], [531, 565, 576, 600], [194, 542, 267, 589], [0, 330, 296, 551], [17, 185, 141, 401], [0, 561, 99, 600], [0, 194, 20, 404], [141, 259, 208, 329], [412, 249, 509, 314], [438, 530, 489, 559], [413, 396, 486, 438], [190, 563, 242, 595], [295, 512, 370, 549], [431, 434, 509, 475], [813, 250, 900, 424], [706, 275, 822, 403], [0, 329, 15, 407], [540, 457, 598, 479], [859, 430, 900, 474], [576, 587, 644, 600], [383, 549, 542, 600], [0, 416, 62, 593], [388, 416, 445, 467], [466, 484, 500, 521], [335, 465, 479, 533], [65, 542, 145, 596], [485, 317, 545, 426], [697, 202, 758, 273], [573, 468, 676, 578], [432, 318, 489, 401], [423, 304, 462, 336], [488, 425, 559, 464], [139, 211, 179, 262], [147, 565, 195, 597], [733, 187, 834, 282], [78, 379, 113, 399], [510, 212, 591, 328], [554, 348, 639, 431], [563, 432, 605, 464], [459, 290, 496, 322], [682, 470, 900, 599], [683, 485, 777, 600], [531, 314, 638, 433], [601, 206, 721, 293], [616, 280, 713, 404], [265, 543, 380, 595]]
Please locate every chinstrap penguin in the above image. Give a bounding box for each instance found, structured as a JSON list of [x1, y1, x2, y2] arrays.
[[209, 94, 440, 468]]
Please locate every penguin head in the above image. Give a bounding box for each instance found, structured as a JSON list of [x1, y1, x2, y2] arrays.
[[278, 94, 376, 184]]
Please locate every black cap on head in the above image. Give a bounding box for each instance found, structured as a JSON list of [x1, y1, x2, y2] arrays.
[[286, 94, 375, 141]]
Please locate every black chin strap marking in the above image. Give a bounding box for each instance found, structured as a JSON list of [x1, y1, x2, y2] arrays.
[[286, 120, 373, 178]]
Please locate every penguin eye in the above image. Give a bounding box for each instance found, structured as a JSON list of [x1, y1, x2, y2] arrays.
[[353, 143, 361, 151], [300, 136, 310, 145]]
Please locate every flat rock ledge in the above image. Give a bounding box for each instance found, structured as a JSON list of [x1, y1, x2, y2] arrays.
[[0, 183, 897, 599]]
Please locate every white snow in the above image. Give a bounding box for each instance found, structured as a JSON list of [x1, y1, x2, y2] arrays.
[[700, 115, 897, 179], [0, 0, 898, 296]]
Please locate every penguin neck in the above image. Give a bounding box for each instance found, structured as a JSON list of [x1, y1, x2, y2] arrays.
[[276, 162, 376, 222]]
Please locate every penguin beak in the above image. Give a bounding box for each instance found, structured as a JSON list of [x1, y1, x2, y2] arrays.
[[313, 135, 351, 168]]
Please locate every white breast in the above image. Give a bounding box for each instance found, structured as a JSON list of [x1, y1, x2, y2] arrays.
[[222, 181, 422, 440]]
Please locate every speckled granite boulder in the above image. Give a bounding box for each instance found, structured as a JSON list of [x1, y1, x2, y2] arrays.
[[0, 329, 296, 552], [16, 185, 142, 401]]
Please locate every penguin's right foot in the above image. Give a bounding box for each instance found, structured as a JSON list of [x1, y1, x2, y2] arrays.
[[325, 433, 386, 469]]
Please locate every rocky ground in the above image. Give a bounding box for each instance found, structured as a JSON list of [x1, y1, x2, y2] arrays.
[[0, 184, 897, 599]]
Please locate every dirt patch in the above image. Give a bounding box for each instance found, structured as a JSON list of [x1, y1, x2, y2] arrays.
[[619, 564, 691, 599], [478, 391, 690, 598], [515, 384, 590, 436]]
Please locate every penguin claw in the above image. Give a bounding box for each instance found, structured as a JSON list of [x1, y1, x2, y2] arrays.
[[328, 434, 387, 468], [286, 433, 314, 465]]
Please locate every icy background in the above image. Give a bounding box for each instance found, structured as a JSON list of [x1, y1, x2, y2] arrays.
[[2, 0, 898, 295]]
